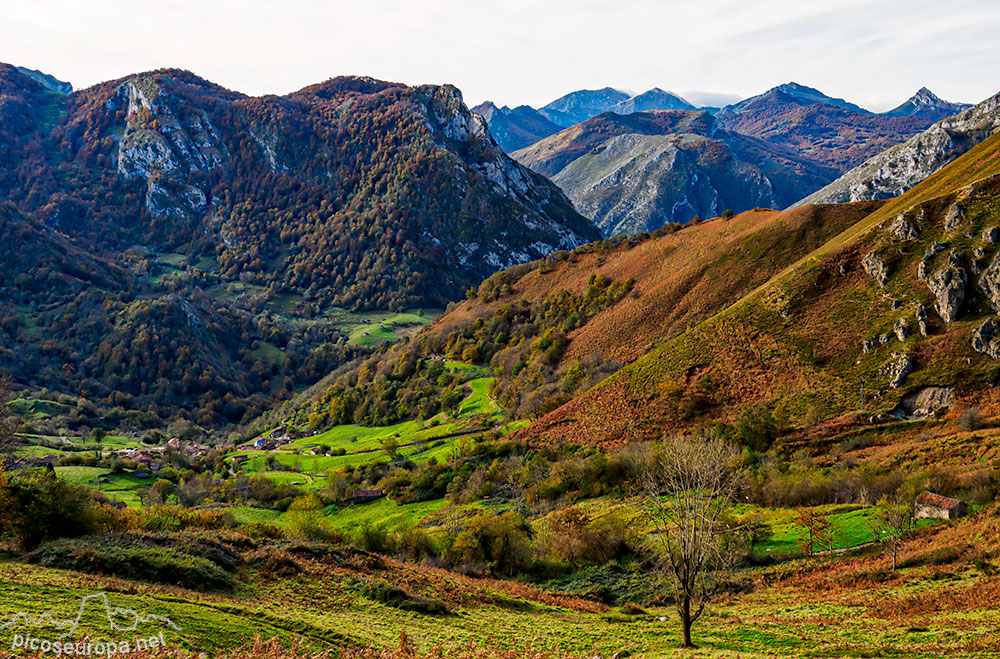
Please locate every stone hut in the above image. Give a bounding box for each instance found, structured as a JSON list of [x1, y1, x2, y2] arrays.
[[914, 491, 967, 520]]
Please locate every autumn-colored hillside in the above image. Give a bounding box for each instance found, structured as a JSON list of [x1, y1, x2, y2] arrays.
[[0, 63, 599, 429], [429, 200, 885, 364], [517, 132, 1000, 447]]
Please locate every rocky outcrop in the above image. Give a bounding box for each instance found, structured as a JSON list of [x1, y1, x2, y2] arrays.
[[944, 203, 965, 231], [888, 214, 918, 240], [926, 253, 966, 322], [113, 77, 228, 218], [862, 251, 889, 287], [794, 90, 1000, 207], [893, 386, 953, 418], [915, 304, 929, 336], [894, 317, 910, 342], [884, 353, 914, 388], [977, 252, 1000, 313], [972, 319, 1000, 359]]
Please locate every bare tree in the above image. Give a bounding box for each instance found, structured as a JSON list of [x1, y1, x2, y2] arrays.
[[632, 434, 746, 648], [873, 493, 913, 570]]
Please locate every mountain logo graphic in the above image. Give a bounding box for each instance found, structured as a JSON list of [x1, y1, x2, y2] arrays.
[[0, 592, 181, 640]]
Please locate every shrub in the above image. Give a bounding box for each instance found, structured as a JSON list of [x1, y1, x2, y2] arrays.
[[138, 505, 235, 533], [445, 511, 535, 576], [0, 469, 96, 550], [240, 522, 286, 540], [247, 548, 302, 578], [353, 579, 451, 616], [958, 407, 983, 432], [24, 534, 238, 591], [354, 525, 396, 555]]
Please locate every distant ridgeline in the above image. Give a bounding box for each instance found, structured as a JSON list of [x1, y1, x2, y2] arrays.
[[480, 83, 972, 235]]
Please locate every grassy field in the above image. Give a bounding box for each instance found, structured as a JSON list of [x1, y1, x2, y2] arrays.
[[232, 373, 503, 480], [0, 505, 997, 658], [52, 467, 162, 507], [322, 497, 453, 533], [738, 504, 877, 555], [9, 398, 72, 420], [326, 308, 441, 347]]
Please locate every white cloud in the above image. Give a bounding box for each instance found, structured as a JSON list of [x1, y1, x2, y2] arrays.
[[2, 0, 998, 110]]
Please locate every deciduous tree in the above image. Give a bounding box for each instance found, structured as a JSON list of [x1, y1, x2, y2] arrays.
[[873, 493, 913, 570], [632, 434, 746, 648], [796, 508, 832, 555]]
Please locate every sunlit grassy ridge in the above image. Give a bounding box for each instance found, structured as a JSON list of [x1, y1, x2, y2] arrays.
[[518, 133, 1000, 446]]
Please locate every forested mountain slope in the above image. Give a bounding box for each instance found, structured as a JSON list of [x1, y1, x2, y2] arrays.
[[0, 64, 598, 429]]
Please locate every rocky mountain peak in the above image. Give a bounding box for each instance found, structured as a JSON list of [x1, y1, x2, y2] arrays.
[[911, 87, 943, 105], [539, 87, 631, 127]]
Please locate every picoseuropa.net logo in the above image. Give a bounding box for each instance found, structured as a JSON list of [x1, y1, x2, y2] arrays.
[[0, 592, 182, 656]]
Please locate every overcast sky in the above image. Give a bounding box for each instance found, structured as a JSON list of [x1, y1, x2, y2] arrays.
[[4, 0, 999, 111]]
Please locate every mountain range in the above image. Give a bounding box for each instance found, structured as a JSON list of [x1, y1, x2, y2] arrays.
[[0, 63, 598, 427], [477, 82, 969, 235], [714, 83, 970, 172], [0, 65, 1000, 438], [796, 89, 1000, 206], [536, 87, 631, 128], [511, 110, 836, 235], [469, 102, 561, 152]]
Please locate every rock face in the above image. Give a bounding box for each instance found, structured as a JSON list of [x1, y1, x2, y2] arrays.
[[862, 251, 889, 287], [472, 102, 561, 152], [927, 254, 967, 322], [0, 66, 600, 310], [513, 110, 834, 235], [794, 90, 1000, 207], [112, 77, 229, 218], [884, 353, 914, 388], [972, 319, 1000, 358], [893, 386, 954, 418]]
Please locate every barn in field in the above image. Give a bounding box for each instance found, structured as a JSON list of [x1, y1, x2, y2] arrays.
[[914, 491, 967, 520]]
